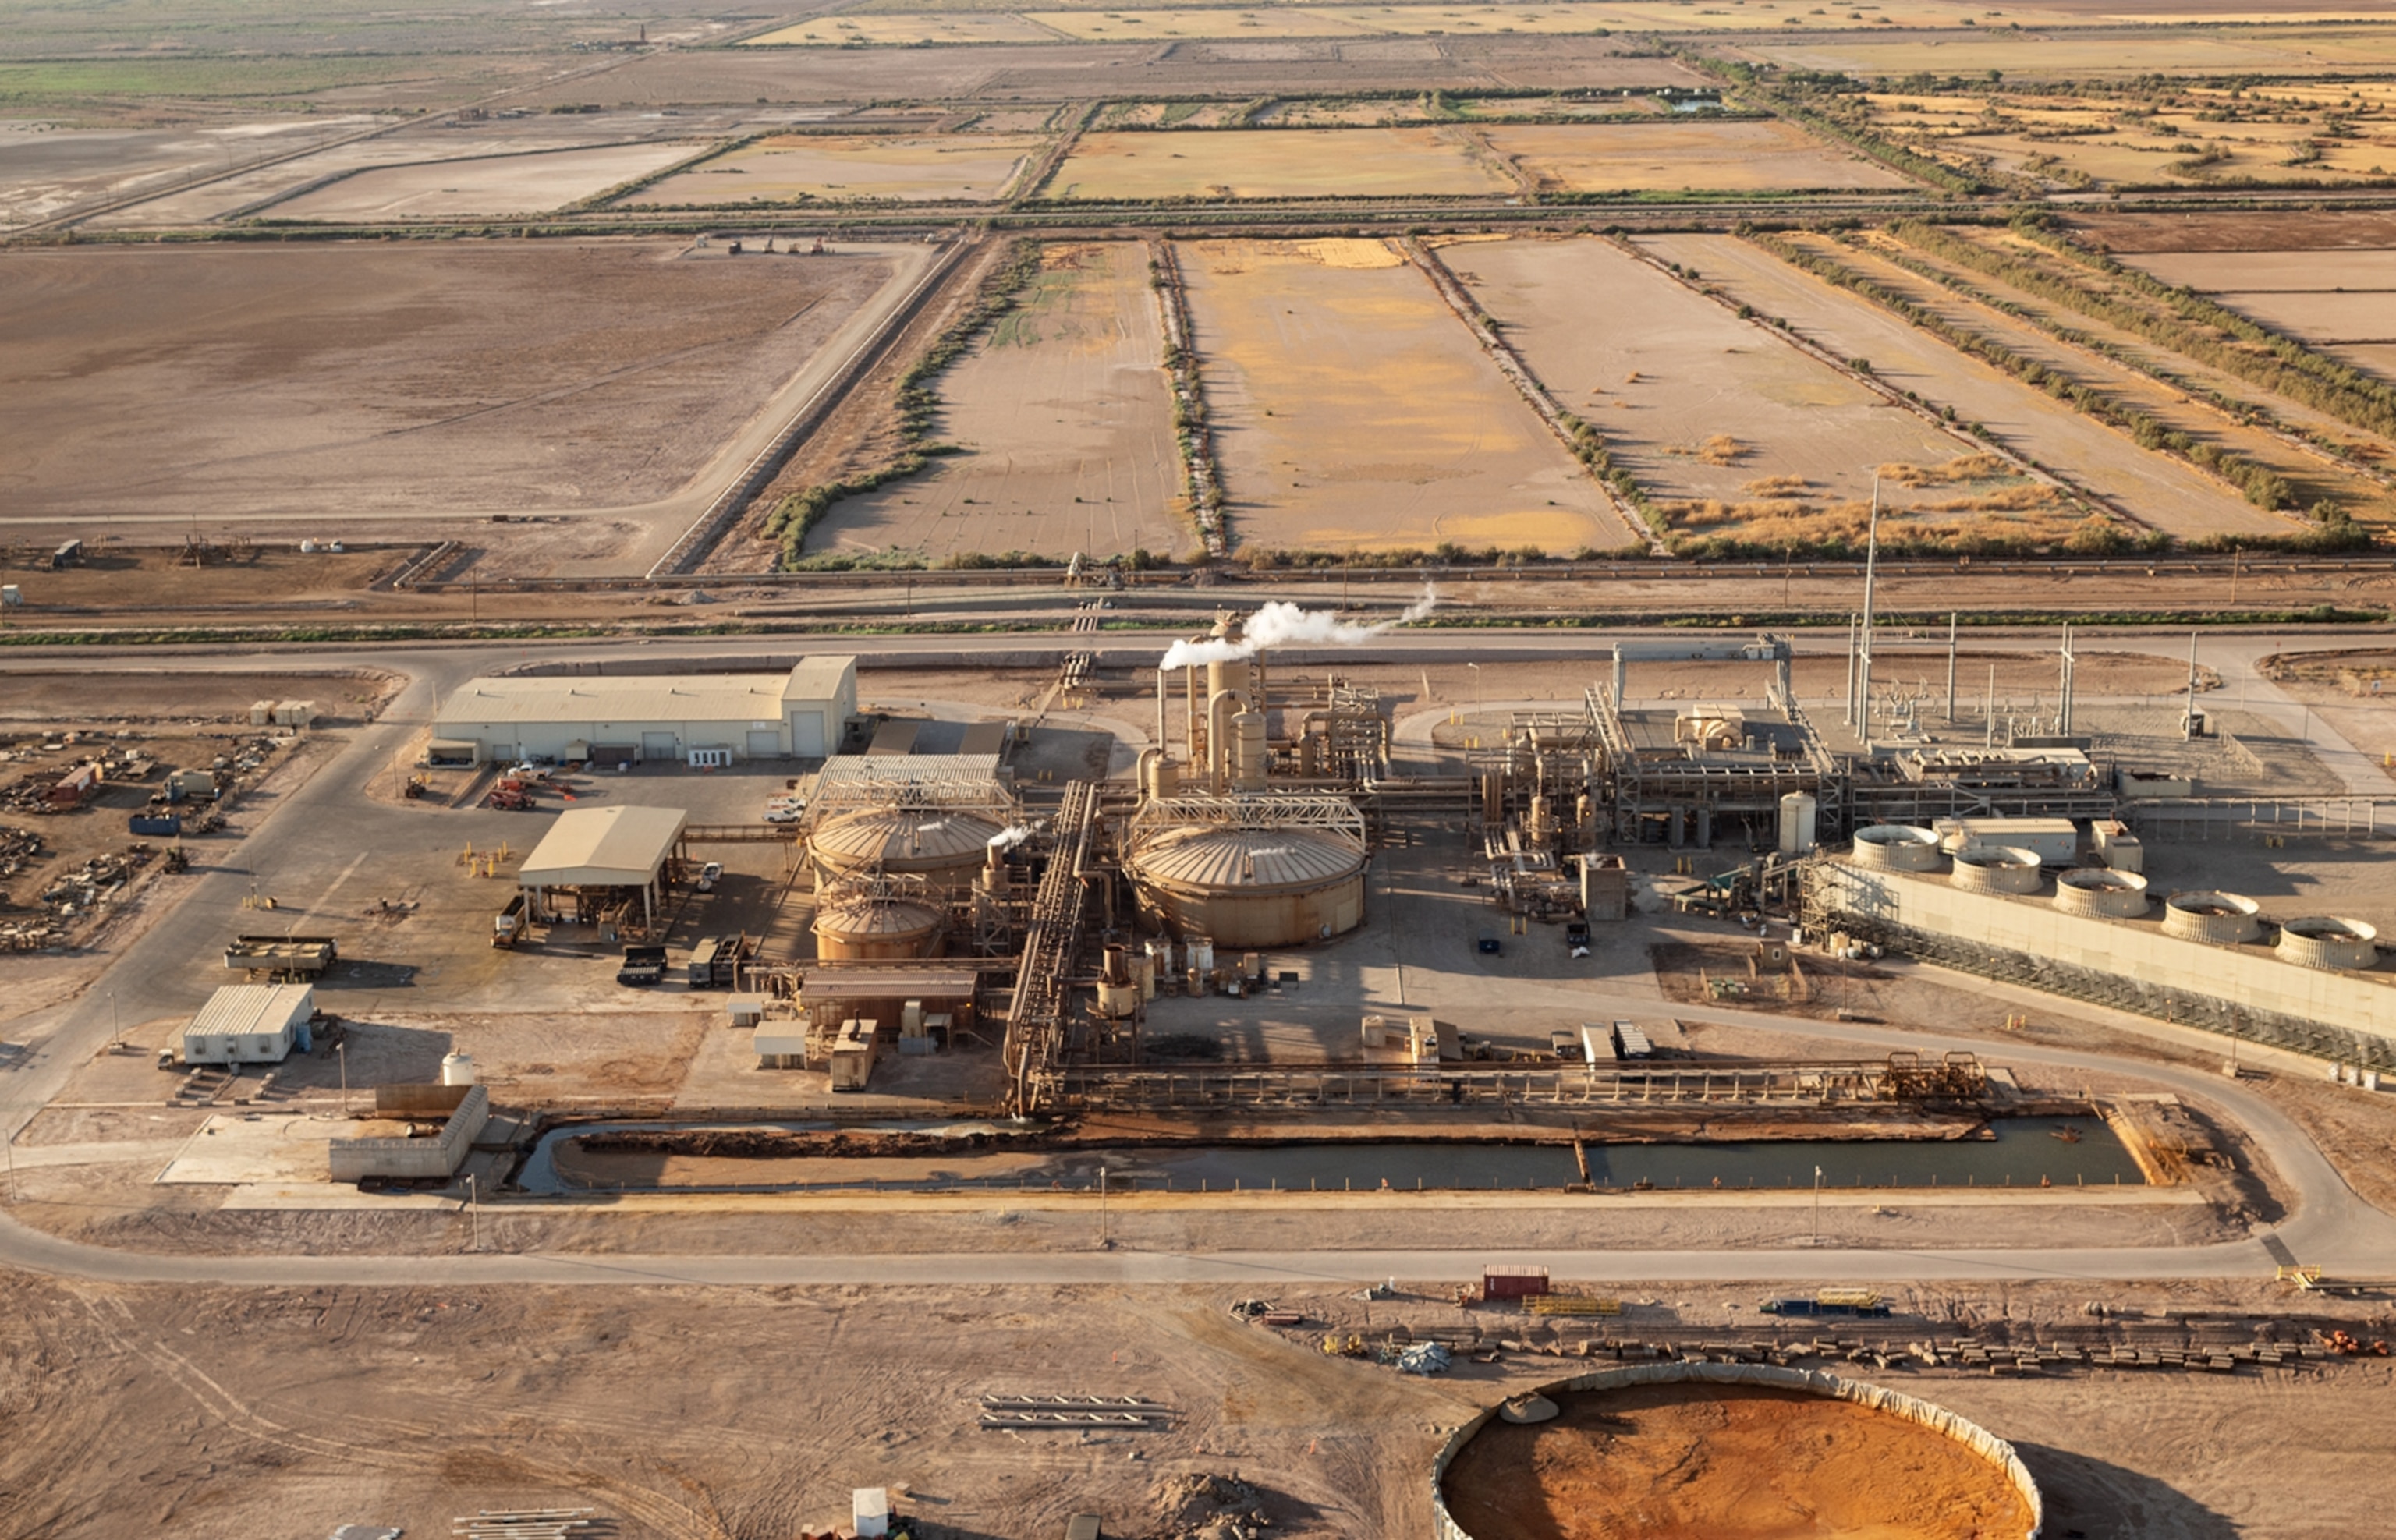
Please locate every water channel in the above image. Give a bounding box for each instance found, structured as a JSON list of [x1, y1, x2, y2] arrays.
[[517, 1116, 2145, 1195]]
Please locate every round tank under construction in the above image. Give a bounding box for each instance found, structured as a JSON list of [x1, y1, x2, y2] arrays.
[[1126, 805, 1368, 951], [1951, 845, 2044, 895], [1852, 824, 1944, 872], [1434, 1363, 2042, 1540], [810, 809, 1008, 890], [2054, 867, 2150, 919], [2163, 890, 2263, 944], [813, 887, 947, 961], [2277, 916, 2378, 971]]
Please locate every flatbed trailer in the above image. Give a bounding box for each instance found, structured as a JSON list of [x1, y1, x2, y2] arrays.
[[224, 935, 339, 981]]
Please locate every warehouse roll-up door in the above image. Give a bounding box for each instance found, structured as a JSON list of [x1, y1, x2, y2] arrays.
[[641, 731, 679, 759], [746, 730, 782, 758], [789, 711, 825, 757]]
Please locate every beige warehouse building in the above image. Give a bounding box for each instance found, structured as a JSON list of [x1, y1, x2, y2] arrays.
[[431, 657, 857, 765]]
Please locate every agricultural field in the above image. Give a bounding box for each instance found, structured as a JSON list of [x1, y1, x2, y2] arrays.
[[1635, 232, 2301, 542], [627, 133, 1048, 205], [806, 242, 1187, 563], [743, 12, 1068, 45], [0, 241, 900, 519], [1861, 83, 2396, 192], [1044, 126, 1508, 198], [0, 115, 375, 230], [262, 143, 702, 221], [1179, 237, 1635, 553], [2118, 246, 2396, 384], [833, 2, 2159, 34], [1747, 25, 2396, 78], [1481, 119, 1915, 191], [1026, 8, 1385, 40], [1434, 235, 1989, 547]]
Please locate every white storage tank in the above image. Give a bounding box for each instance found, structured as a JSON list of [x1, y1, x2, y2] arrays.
[[1851, 824, 1943, 872], [440, 1051, 477, 1086], [2277, 916, 2378, 971], [2054, 868, 2150, 919], [2163, 890, 2263, 945], [1776, 791, 1818, 856], [1951, 845, 2043, 895]]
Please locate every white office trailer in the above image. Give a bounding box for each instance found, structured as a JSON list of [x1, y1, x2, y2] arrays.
[[183, 983, 315, 1065], [431, 657, 858, 765]]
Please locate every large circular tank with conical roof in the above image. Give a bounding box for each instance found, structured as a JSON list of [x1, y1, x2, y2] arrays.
[[2164, 890, 2262, 944], [1128, 825, 1366, 949], [813, 891, 947, 961], [1950, 845, 2043, 894], [2054, 868, 2150, 918], [2277, 916, 2378, 971], [810, 809, 1007, 890], [1852, 824, 1944, 872]]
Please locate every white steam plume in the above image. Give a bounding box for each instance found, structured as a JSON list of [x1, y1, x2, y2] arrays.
[[1157, 582, 1437, 670], [987, 824, 1033, 851]]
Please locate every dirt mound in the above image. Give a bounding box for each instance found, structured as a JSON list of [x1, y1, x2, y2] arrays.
[[1151, 1472, 1273, 1540], [1440, 1382, 2033, 1540]]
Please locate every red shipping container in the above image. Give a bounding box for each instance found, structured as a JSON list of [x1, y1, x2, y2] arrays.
[[1483, 1265, 1551, 1300]]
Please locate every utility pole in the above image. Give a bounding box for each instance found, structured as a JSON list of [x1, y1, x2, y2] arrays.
[[1811, 1163, 1823, 1245], [1843, 613, 1859, 728], [2058, 623, 2075, 738], [1097, 1166, 1110, 1248], [1855, 472, 1882, 742], [2183, 630, 2200, 740], [468, 1173, 481, 1252], [1945, 612, 1958, 724], [1985, 663, 1997, 749], [337, 1041, 349, 1113]]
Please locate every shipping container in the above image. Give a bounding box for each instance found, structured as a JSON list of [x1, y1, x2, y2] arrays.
[[129, 813, 183, 837], [1483, 1265, 1551, 1300]]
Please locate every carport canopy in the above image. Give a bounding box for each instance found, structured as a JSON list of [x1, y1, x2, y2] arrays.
[[519, 805, 687, 890]]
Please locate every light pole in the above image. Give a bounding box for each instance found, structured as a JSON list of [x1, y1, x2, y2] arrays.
[[336, 1041, 348, 1113], [109, 991, 119, 1053], [468, 1173, 481, 1252], [1466, 661, 1483, 724], [1097, 1166, 1110, 1248], [1811, 1163, 1823, 1245]]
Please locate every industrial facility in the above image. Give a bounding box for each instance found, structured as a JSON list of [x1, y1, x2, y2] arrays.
[[431, 656, 859, 764]]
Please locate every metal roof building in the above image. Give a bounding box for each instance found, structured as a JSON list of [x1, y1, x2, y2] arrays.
[[431, 657, 857, 765], [518, 805, 687, 927], [183, 983, 315, 1066]]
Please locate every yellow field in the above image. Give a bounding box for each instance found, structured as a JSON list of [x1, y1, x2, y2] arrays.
[[742, 13, 1062, 44], [1485, 120, 1914, 192], [1045, 128, 1508, 200], [1180, 238, 1636, 553], [1755, 26, 2396, 77], [626, 134, 1048, 205]]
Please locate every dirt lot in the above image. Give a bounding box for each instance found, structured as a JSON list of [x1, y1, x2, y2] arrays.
[[1632, 232, 2299, 543], [628, 132, 1048, 206], [1481, 119, 1913, 193], [0, 239, 898, 519], [2075, 209, 2396, 254], [1179, 237, 1622, 554], [811, 240, 1189, 562], [260, 142, 703, 220], [0, 115, 372, 230], [1747, 23, 2396, 78], [1437, 235, 1984, 539], [1047, 126, 1508, 200], [1442, 1381, 2035, 1540]]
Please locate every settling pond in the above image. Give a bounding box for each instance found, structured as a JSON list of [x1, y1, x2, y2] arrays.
[[517, 1117, 2144, 1195]]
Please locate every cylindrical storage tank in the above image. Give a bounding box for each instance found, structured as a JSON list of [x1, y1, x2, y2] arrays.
[[440, 1052, 476, 1087], [1777, 791, 1817, 855], [813, 893, 946, 960], [2054, 867, 2150, 919], [1146, 936, 1177, 980], [1208, 656, 1253, 703], [1145, 753, 1180, 800], [1951, 845, 2043, 895], [1189, 936, 1215, 975], [1231, 712, 1267, 792], [810, 809, 1008, 890], [2278, 916, 2378, 971], [1133, 951, 1157, 1000], [2163, 890, 2263, 944], [1128, 827, 1367, 949], [1852, 824, 1944, 872]]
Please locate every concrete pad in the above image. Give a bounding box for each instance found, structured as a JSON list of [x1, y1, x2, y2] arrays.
[[158, 1112, 346, 1184]]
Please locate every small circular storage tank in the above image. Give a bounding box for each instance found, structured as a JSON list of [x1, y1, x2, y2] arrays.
[[2277, 916, 2378, 971], [440, 1052, 476, 1087], [2054, 867, 2150, 919], [813, 892, 946, 960], [810, 809, 1006, 890], [1852, 824, 1944, 872], [1777, 791, 1818, 855], [2163, 890, 2263, 944], [1951, 845, 2043, 894], [1128, 827, 1366, 949]]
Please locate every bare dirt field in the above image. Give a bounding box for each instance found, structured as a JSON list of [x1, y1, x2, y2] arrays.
[[1481, 119, 1914, 193], [1632, 233, 2300, 543], [1435, 235, 1983, 543], [744, 11, 1067, 44], [1441, 1381, 2036, 1540], [1747, 24, 2396, 78], [628, 131, 1047, 205], [1047, 126, 1508, 200], [0, 239, 898, 519], [810, 240, 1189, 562], [1179, 237, 1624, 554], [2075, 209, 2396, 254], [260, 142, 701, 220], [0, 115, 375, 230]]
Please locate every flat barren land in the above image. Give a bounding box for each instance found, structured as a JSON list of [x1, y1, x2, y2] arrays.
[[0, 240, 898, 518], [810, 240, 1188, 561], [1047, 126, 1509, 200], [1439, 235, 1976, 543], [1180, 237, 1624, 553], [1482, 119, 1915, 193], [263, 143, 700, 220], [629, 131, 1048, 205]]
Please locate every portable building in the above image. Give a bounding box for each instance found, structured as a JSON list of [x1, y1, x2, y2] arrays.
[[182, 984, 314, 1066]]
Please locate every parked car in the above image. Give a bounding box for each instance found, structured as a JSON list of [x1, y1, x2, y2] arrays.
[[696, 861, 724, 893]]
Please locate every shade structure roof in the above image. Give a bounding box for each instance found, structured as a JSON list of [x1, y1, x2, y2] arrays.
[[519, 805, 686, 888]]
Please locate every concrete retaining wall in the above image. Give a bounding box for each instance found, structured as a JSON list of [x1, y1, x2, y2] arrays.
[[329, 1085, 489, 1182], [1429, 1361, 2041, 1540]]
